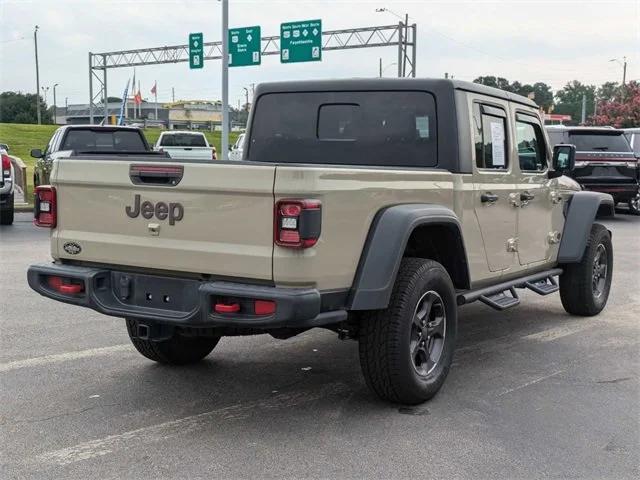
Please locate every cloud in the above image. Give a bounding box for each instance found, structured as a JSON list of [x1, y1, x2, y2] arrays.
[[0, 0, 637, 106]]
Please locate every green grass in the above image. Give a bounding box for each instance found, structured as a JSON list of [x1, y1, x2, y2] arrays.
[[0, 123, 239, 199]]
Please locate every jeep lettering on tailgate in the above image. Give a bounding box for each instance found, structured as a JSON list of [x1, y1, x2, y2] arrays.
[[125, 194, 184, 225]]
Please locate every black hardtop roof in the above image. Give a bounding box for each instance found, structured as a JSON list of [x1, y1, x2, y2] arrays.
[[254, 77, 538, 108], [546, 125, 625, 135]]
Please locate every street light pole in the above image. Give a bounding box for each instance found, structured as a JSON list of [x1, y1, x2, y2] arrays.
[[609, 56, 628, 100], [53, 83, 59, 124], [221, 0, 229, 160], [34, 25, 41, 125], [376, 7, 409, 77]]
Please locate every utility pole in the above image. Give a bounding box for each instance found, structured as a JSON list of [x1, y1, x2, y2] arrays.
[[379, 58, 382, 77], [172, 87, 175, 102], [34, 25, 41, 125], [221, 0, 229, 160], [581, 93, 586, 124], [41, 86, 49, 107], [403, 13, 408, 76], [243, 87, 249, 111], [53, 83, 59, 124]]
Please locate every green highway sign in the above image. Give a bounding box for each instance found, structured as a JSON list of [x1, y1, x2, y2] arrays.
[[280, 19, 322, 63], [189, 32, 204, 69], [229, 26, 261, 67]]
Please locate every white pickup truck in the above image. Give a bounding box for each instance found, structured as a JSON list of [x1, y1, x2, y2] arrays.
[[154, 131, 216, 160]]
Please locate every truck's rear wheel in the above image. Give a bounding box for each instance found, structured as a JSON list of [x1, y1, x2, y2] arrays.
[[0, 194, 14, 225], [126, 318, 220, 365], [628, 194, 640, 216], [358, 258, 457, 405], [559, 223, 613, 316]]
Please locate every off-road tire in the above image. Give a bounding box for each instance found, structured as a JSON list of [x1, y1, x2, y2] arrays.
[[126, 318, 220, 365], [559, 223, 613, 316], [628, 194, 640, 216], [358, 258, 457, 405], [0, 194, 14, 225]]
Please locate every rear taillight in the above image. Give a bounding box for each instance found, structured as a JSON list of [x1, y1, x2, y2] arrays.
[[275, 199, 321, 248], [34, 186, 57, 228], [1, 153, 10, 171]]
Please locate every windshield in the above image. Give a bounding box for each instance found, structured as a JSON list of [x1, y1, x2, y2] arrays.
[[569, 133, 632, 152], [61, 129, 146, 152], [160, 134, 207, 147]]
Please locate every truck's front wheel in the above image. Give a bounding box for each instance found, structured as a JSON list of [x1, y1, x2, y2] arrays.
[[358, 258, 457, 405], [126, 319, 220, 365], [559, 223, 613, 316]]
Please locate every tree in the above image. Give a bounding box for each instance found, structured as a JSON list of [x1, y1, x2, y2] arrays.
[[554, 81, 596, 125], [473, 76, 512, 91], [528, 82, 554, 111], [596, 82, 620, 103], [591, 81, 640, 128], [472, 77, 554, 111], [0, 91, 52, 124]]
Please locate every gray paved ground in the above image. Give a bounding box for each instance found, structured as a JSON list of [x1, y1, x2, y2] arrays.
[[1, 212, 638, 479]]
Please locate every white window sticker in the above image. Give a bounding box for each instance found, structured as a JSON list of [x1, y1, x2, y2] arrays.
[[415, 116, 430, 139], [490, 121, 505, 167]]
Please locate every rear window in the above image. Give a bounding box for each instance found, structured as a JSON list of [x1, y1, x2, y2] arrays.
[[160, 134, 207, 147], [62, 130, 146, 152], [569, 133, 632, 152], [546, 131, 565, 147], [248, 91, 437, 167]]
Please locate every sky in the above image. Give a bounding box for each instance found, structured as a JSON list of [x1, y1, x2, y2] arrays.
[[0, 0, 638, 108]]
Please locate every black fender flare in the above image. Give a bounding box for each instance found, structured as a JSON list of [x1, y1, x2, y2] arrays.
[[558, 191, 614, 263], [347, 204, 470, 310]]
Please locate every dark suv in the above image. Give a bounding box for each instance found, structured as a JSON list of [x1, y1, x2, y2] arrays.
[[547, 126, 639, 214]]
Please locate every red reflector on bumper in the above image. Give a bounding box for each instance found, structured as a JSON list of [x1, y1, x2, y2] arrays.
[[47, 276, 84, 294], [214, 303, 241, 314], [254, 300, 276, 315]]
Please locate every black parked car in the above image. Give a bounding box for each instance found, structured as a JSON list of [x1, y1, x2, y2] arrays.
[[546, 126, 639, 215]]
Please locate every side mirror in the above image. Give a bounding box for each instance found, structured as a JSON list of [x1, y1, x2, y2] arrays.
[[550, 144, 575, 178], [30, 148, 43, 159]]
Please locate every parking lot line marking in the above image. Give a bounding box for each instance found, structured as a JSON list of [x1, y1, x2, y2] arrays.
[[0, 344, 132, 373], [497, 370, 564, 397], [37, 382, 348, 466], [521, 324, 589, 343]]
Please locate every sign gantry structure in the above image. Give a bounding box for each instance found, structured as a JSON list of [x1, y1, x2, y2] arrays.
[[88, 22, 417, 122]]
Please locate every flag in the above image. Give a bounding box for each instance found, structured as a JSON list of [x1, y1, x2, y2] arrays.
[[150, 81, 157, 95], [134, 90, 142, 105]]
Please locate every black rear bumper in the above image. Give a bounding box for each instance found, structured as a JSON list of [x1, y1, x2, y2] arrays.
[[579, 182, 639, 201], [27, 263, 346, 329]]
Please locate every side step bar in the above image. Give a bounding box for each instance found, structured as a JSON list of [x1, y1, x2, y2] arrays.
[[457, 268, 563, 311]]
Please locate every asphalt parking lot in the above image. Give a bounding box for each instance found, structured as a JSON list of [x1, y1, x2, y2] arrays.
[[1, 212, 638, 479]]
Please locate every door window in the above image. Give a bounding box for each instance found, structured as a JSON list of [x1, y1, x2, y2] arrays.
[[516, 118, 547, 172], [473, 104, 508, 170]]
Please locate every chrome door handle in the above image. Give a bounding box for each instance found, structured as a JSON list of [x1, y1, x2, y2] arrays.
[[481, 192, 498, 204]]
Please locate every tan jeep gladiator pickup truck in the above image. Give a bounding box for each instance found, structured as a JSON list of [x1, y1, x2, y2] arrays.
[[28, 79, 615, 405]]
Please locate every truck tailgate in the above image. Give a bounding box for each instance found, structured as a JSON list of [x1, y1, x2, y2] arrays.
[[161, 147, 213, 160], [52, 158, 275, 280]]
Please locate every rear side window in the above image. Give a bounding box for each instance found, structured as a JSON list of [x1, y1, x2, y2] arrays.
[[160, 134, 207, 147], [248, 91, 437, 167], [473, 104, 508, 169], [62, 130, 146, 152]]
